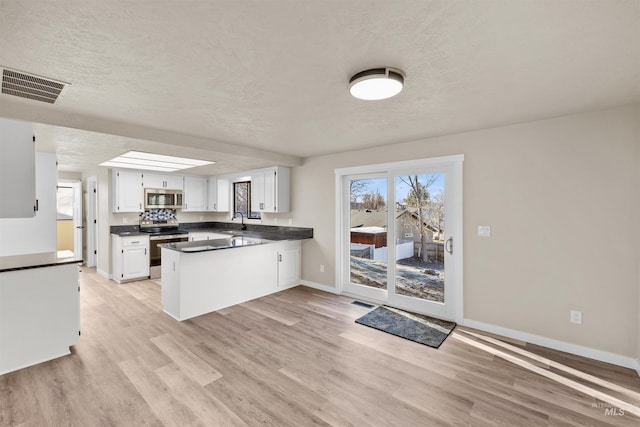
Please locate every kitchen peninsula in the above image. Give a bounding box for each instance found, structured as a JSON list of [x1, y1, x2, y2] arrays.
[[0, 251, 81, 375], [159, 224, 312, 321]]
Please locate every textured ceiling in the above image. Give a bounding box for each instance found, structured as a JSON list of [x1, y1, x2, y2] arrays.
[[1, 0, 639, 173]]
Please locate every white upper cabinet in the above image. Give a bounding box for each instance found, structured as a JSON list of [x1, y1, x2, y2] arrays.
[[143, 173, 183, 190], [207, 176, 230, 212], [112, 169, 144, 213], [183, 175, 208, 212], [0, 152, 57, 256], [0, 118, 35, 218], [251, 166, 290, 213]]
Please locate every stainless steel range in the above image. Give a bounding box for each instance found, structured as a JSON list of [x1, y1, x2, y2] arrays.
[[140, 212, 188, 279]]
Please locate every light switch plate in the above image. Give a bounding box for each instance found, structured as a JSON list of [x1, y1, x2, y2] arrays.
[[477, 225, 491, 237], [570, 310, 582, 324]]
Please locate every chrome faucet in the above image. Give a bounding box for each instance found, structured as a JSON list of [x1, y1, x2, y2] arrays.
[[234, 211, 247, 230]]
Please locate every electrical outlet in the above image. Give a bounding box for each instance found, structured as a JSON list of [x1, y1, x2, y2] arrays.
[[570, 310, 582, 324], [477, 225, 491, 237], [320, 264, 325, 273], [288, 218, 293, 225]]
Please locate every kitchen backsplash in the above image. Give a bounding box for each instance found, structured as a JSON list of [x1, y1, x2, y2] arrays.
[[141, 209, 177, 221]]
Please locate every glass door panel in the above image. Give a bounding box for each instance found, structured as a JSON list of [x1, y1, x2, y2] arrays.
[[348, 177, 388, 293], [394, 173, 445, 304], [339, 157, 461, 321]]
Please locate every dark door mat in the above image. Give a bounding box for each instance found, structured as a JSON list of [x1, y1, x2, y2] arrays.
[[355, 306, 456, 348]]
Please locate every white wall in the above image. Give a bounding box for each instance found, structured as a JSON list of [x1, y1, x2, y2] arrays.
[[294, 104, 640, 361], [0, 152, 57, 256]]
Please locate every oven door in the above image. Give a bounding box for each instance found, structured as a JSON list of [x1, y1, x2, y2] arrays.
[[149, 235, 188, 279]]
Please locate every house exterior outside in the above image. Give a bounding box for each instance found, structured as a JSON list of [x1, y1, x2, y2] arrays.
[[349, 208, 444, 262]]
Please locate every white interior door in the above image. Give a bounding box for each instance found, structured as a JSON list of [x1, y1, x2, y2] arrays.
[[337, 155, 463, 322]]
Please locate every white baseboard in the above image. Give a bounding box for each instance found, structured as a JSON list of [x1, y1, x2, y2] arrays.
[[96, 268, 111, 280], [297, 282, 640, 375], [463, 318, 637, 371], [298, 280, 341, 294]]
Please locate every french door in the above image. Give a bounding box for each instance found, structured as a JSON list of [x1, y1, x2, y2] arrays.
[[337, 155, 463, 321]]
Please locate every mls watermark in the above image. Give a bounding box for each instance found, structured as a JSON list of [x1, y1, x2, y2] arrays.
[[592, 402, 638, 417]]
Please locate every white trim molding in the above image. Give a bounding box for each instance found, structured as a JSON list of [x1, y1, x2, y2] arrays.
[[96, 268, 111, 280], [334, 154, 464, 323], [464, 318, 638, 371], [298, 280, 341, 295]]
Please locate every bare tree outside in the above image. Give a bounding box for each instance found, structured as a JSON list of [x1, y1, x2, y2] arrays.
[[399, 174, 438, 262], [426, 190, 444, 241], [349, 180, 368, 208], [361, 189, 385, 210]]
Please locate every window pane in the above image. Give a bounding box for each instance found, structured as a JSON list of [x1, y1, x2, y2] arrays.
[[349, 177, 387, 290], [395, 173, 445, 302], [235, 182, 249, 216], [57, 186, 74, 219], [234, 181, 261, 219]]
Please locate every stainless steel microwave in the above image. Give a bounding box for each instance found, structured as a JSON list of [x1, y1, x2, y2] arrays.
[[144, 188, 183, 209]]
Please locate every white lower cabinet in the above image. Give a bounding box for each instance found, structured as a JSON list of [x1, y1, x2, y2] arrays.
[[0, 263, 80, 375], [278, 246, 301, 288], [112, 234, 150, 283], [161, 239, 301, 321]]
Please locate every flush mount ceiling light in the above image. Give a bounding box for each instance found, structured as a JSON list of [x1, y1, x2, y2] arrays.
[[349, 67, 405, 100], [100, 151, 214, 172]]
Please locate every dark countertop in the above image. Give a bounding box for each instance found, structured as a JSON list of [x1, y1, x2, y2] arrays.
[[0, 251, 82, 273], [111, 222, 313, 240], [160, 235, 274, 253]]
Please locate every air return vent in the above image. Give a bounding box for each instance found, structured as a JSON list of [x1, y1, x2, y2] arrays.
[[1, 67, 69, 104]]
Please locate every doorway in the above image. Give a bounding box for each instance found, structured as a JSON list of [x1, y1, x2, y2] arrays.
[[337, 155, 463, 322], [56, 181, 83, 259]]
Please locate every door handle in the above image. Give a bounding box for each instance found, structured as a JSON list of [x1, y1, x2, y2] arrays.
[[445, 237, 453, 254]]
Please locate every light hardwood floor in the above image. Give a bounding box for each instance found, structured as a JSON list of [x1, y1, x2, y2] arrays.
[[1, 267, 639, 426]]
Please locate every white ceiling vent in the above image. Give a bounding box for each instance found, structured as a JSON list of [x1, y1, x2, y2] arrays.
[[1, 67, 69, 104]]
